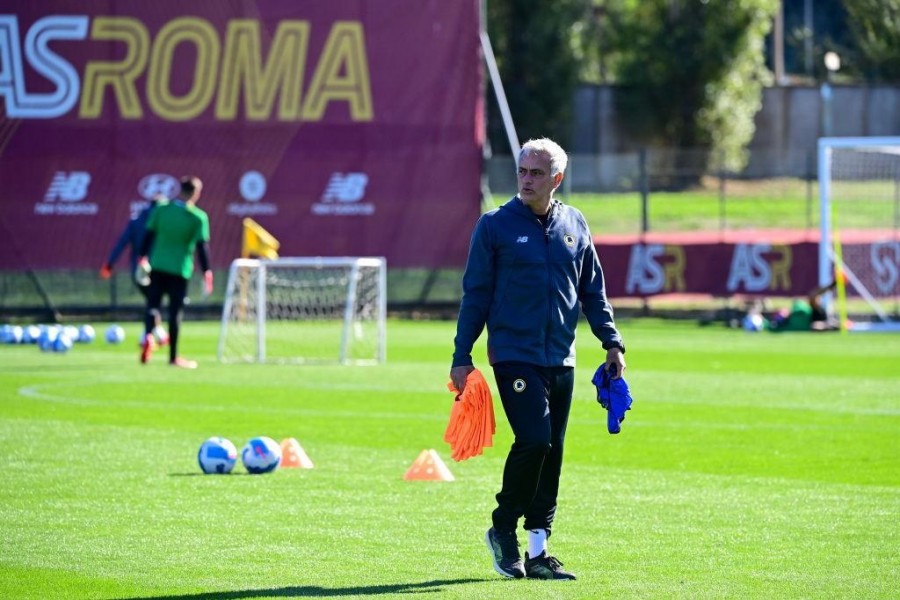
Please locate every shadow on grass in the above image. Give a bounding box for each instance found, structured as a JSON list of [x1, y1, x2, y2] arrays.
[[168, 472, 255, 477], [115, 578, 494, 599]]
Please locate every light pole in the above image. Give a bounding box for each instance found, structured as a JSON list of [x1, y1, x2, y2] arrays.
[[821, 51, 841, 138]]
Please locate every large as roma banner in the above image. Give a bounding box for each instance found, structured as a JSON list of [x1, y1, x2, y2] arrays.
[[0, 1, 483, 270]]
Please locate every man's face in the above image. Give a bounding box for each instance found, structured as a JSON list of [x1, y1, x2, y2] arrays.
[[517, 151, 559, 210]]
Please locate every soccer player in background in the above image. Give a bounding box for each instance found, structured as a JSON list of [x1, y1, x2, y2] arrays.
[[450, 138, 627, 581], [769, 279, 839, 331], [137, 176, 213, 369], [100, 194, 169, 345]]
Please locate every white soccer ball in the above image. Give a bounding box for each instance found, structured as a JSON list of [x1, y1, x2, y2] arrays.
[[241, 436, 281, 474], [78, 325, 96, 343], [8, 325, 23, 344], [742, 313, 765, 332], [197, 437, 238, 474], [105, 325, 126, 344]]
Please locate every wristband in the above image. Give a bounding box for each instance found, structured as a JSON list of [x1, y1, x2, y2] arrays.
[[602, 341, 625, 354]]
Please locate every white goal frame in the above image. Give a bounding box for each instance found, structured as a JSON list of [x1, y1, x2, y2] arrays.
[[818, 136, 900, 327], [217, 256, 387, 364]]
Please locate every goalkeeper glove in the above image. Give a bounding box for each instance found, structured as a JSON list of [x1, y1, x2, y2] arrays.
[[99, 264, 112, 279], [203, 270, 213, 297], [135, 257, 151, 286]]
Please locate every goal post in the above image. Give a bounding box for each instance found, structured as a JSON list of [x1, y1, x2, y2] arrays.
[[818, 137, 900, 329], [217, 257, 387, 364]]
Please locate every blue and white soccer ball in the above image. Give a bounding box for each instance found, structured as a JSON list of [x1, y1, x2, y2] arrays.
[[241, 436, 282, 474], [742, 313, 765, 332], [197, 437, 238, 474], [53, 332, 74, 353], [38, 326, 60, 352], [0, 325, 16, 344], [105, 324, 126, 344], [8, 325, 23, 344], [62, 325, 80, 343], [23, 325, 41, 344], [78, 325, 96, 343]]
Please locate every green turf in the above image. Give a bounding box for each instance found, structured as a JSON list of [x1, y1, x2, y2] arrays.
[[1, 319, 898, 599]]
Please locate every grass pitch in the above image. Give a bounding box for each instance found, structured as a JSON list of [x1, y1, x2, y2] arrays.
[[1, 318, 898, 599]]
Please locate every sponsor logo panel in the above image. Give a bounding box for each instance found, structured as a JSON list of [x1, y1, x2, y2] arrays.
[[227, 171, 277, 216], [34, 171, 98, 215], [311, 172, 373, 216]]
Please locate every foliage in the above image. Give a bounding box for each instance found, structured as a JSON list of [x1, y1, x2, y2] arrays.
[[570, 0, 640, 84], [609, 0, 778, 173], [485, 0, 586, 148], [842, 0, 900, 82]]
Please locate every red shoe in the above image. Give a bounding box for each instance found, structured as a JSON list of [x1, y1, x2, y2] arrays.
[[170, 357, 198, 369], [140, 333, 154, 364]]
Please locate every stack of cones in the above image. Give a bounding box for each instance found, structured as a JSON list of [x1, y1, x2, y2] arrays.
[[404, 449, 454, 481], [444, 368, 496, 461], [280, 437, 314, 469]]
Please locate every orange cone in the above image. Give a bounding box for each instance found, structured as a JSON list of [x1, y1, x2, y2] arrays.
[[403, 449, 454, 481], [280, 438, 314, 469]]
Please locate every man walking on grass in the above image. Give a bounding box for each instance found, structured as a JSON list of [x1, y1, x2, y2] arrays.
[[450, 138, 627, 580]]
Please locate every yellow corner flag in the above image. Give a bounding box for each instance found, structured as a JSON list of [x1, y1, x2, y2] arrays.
[[242, 218, 280, 259], [833, 224, 849, 335]]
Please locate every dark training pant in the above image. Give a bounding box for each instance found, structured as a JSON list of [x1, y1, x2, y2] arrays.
[[144, 270, 188, 363], [490, 361, 575, 535], [133, 279, 152, 335]]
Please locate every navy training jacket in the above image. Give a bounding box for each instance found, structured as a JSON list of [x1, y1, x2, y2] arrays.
[[106, 204, 155, 276], [452, 197, 623, 368]]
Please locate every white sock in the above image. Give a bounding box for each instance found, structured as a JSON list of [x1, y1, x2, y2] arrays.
[[527, 529, 548, 558]]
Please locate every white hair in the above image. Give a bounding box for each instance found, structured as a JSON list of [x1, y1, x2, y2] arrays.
[[518, 138, 568, 177]]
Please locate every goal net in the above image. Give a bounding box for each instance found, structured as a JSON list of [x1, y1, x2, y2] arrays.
[[217, 257, 387, 364], [818, 137, 900, 329]]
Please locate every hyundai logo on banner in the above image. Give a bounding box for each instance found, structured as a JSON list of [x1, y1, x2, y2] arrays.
[[34, 171, 98, 215], [130, 173, 179, 215], [312, 172, 374, 215], [138, 174, 180, 200]]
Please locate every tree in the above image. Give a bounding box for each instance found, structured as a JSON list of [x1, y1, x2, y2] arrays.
[[842, 0, 900, 82], [485, 0, 586, 149], [608, 0, 778, 174]]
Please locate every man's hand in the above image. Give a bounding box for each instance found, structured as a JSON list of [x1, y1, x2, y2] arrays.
[[203, 270, 214, 297], [605, 347, 626, 379], [450, 365, 475, 394], [99, 264, 112, 279]]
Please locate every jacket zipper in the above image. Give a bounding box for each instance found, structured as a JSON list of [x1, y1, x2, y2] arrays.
[[543, 218, 552, 364]]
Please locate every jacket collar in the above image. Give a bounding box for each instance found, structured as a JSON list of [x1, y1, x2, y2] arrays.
[[504, 196, 558, 221]]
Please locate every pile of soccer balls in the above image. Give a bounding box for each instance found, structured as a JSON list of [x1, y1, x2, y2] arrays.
[[0, 323, 128, 353], [197, 436, 282, 475]]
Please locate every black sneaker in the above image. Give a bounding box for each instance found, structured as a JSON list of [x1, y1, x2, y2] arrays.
[[525, 551, 577, 580], [485, 527, 525, 578]]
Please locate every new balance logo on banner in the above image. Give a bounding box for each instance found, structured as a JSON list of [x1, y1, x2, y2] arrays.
[[312, 172, 374, 215], [44, 171, 91, 202], [321, 172, 369, 203], [35, 171, 97, 215]]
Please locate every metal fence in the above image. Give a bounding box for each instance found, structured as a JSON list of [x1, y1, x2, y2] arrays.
[[4, 147, 897, 321]]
